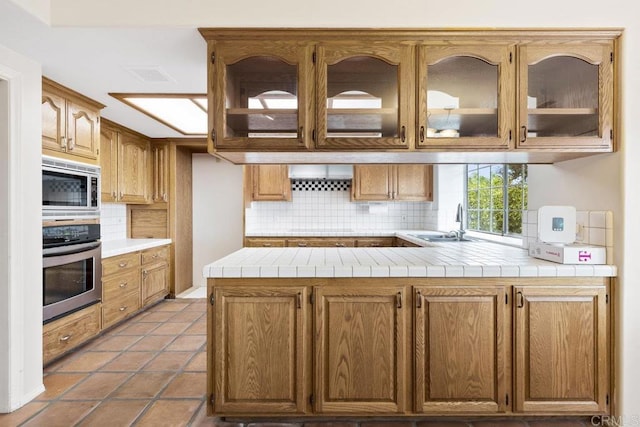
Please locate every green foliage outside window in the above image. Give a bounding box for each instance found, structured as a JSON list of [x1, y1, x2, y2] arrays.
[[466, 164, 528, 236]]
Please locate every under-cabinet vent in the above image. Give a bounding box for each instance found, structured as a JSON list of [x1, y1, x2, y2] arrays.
[[292, 179, 351, 192]]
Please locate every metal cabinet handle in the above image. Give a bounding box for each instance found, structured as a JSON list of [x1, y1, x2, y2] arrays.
[[263, 243, 272, 247], [60, 136, 67, 150], [162, 193, 167, 202], [67, 137, 74, 150], [297, 243, 307, 247], [335, 243, 345, 247], [299, 126, 305, 146], [517, 291, 524, 308], [520, 125, 527, 143], [118, 262, 128, 268], [112, 192, 116, 199], [119, 282, 128, 288], [416, 291, 422, 308], [396, 292, 403, 309], [59, 334, 71, 342], [400, 125, 406, 142], [419, 126, 425, 142], [119, 306, 127, 312]]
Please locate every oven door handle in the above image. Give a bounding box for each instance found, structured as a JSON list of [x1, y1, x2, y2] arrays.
[[43, 241, 101, 257]]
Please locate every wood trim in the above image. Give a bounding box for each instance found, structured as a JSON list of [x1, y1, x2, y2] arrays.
[[42, 76, 106, 110]]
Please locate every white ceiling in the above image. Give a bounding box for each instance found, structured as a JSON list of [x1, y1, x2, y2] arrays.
[[0, 0, 207, 138]]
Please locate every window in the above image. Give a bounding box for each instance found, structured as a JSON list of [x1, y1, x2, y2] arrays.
[[466, 164, 528, 236]]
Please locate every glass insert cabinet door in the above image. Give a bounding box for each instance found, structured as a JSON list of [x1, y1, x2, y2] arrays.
[[417, 44, 515, 149], [209, 41, 313, 150], [517, 42, 614, 149], [315, 43, 414, 149]]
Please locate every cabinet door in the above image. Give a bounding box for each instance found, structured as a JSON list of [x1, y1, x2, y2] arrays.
[[210, 41, 313, 150], [517, 42, 614, 150], [42, 91, 67, 154], [514, 285, 608, 413], [351, 165, 392, 201], [100, 125, 118, 203], [141, 261, 169, 306], [316, 43, 414, 149], [314, 286, 406, 413], [151, 142, 169, 204], [118, 132, 151, 204], [414, 285, 508, 413], [213, 286, 308, 414], [66, 100, 100, 161], [251, 165, 291, 201], [394, 164, 433, 201], [417, 44, 514, 149]]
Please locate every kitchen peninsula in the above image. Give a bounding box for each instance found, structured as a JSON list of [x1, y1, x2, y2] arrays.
[[203, 235, 615, 419]]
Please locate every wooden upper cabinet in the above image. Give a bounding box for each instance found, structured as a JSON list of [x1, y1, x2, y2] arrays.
[[250, 165, 291, 201], [352, 164, 432, 201], [514, 285, 608, 414], [209, 41, 313, 150], [118, 132, 151, 204], [517, 42, 614, 150], [213, 285, 308, 414], [151, 142, 169, 204], [314, 285, 406, 414], [316, 43, 414, 149], [100, 123, 119, 203], [42, 78, 103, 164], [414, 285, 508, 413], [417, 44, 515, 149]]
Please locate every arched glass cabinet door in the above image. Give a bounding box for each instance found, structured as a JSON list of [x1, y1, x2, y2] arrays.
[[209, 41, 313, 150], [417, 44, 515, 149], [517, 42, 614, 150], [316, 43, 414, 149]]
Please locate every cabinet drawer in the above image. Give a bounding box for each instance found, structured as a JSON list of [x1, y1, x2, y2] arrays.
[[287, 238, 355, 248], [43, 303, 101, 364], [102, 292, 141, 329], [356, 237, 395, 247], [141, 245, 169, 265], [103, 269, 140, 302], [245, 238, 286, 247], [103, 252, 140, 277]]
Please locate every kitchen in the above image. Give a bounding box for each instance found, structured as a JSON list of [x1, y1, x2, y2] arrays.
[[0, 0, 638, 425]]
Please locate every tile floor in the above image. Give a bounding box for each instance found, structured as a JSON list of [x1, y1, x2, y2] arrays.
[[0, 294, 598, 427], [0, 298, 208, 427]]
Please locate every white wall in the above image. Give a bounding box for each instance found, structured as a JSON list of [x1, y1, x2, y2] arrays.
[[434, 165, 466, 232], [0, 43, 44, 412], [192, 154, 243, 287]]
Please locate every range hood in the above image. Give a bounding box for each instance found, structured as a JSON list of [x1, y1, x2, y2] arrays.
[[288, 164, 353, 180]]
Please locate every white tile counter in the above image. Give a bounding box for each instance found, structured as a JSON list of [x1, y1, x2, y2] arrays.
[[102, 238, 172, 258], [203, 242, 617, 279]]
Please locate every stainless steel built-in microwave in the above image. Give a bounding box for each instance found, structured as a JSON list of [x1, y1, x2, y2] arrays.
[[42, 155, 100, 220]]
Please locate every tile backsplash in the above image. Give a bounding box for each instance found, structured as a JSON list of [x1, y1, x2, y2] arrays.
[[100, 203, 127, 241], [521, 209, 614, 264], [245, 180, 437, 232]]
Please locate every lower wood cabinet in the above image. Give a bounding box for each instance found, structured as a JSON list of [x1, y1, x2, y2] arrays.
[[43, 303, 101, 365], [414, 284, 508, 413], [514, 285, 608, 414], [212, 285, 308, 414], [314, 286, 406, 414], [207, 277, 611, 418]]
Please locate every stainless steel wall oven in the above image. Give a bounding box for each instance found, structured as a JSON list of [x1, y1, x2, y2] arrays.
[[43, 224, 102, 323]]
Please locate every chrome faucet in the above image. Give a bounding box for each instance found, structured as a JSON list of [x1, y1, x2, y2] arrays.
[[451, 203, 465, 241]]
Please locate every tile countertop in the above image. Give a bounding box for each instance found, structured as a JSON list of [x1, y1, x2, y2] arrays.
[[102, 238, 172, 258], [203, 236, 617, 279]]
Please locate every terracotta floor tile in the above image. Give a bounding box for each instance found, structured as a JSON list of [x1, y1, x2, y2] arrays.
[[165, 334, 206, 352], [416, 422, 472, 427], [75, 399, 150, 427], [149, 322, 192, 335], [87, 334, 143, 351], [116, 321, 162, 335], [61, 372, 130, 400], [35, 373, 88, 400], [0, 402, 48, 426], [161, 372, 207, 398], [528, 421, 588, 427], [56, 351, 119, 372], [134, 399, 203, 427], [183, 320, 207, 335], [169, 310, 204, 323], [127, 334, 175, 351], [99, 351, 157, 372], [143, 351, 194, 371], [184, 351, 207, 372], [184, 301, 207, 311], [362, 423, 414, 427], [111, 371, 176, 399], [472, 421, 529, 427], [21, 401, 98, 427], [139, 311, 177, 322], [149, 301, 189, 312], [304, 423, 357, 427]]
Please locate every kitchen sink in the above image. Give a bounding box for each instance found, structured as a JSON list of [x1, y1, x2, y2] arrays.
[[412, 234, 478, 243]]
